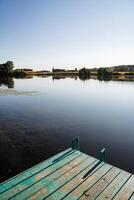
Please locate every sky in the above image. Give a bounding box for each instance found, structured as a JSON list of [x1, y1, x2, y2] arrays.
[[0, 0, 134, 70]]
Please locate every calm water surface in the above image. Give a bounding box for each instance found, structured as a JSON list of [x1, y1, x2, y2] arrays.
[[0, 76, 134, 182]]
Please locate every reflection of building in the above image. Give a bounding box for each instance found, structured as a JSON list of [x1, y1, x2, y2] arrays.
[[52, 76, 78, 81]]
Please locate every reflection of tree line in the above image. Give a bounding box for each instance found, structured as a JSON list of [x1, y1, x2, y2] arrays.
[[0, 61, 33, 88], [79, 74, 134, 82], [0, 77, 14, 88], [1, 74, 134, 89], [36, 72, 134, 82], [1, 61, 134, 87]]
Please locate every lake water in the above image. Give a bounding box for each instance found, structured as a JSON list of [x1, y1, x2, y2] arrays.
[[0, 76, 134, 182]]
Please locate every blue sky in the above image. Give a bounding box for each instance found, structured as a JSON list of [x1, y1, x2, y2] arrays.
[[0, 0, 134, 70]]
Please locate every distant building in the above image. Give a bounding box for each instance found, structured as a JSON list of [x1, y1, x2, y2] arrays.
[[53, 69, 66, 72]]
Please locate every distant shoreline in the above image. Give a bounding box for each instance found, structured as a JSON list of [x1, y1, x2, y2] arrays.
[[25, 71, 134, 76], [1, 61, 134, 78]]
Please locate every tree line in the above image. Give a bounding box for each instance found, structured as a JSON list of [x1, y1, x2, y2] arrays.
[[1, 61, 134, 78], [0, 61, 30, 77], [0, 61, 14, 75]]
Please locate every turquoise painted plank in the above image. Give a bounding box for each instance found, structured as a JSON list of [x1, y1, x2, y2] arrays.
[[0, 148, 72, 194], [0, 150, 82, 199], [79, 167, 121, 200], [96, 171, 131, 200], [13, 155, 96, 200], [28, 157, 98, 200], [113, 175, 134, 200], [52, 163, 112, 200]]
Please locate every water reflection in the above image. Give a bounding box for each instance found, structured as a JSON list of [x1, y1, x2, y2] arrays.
[[79, 74, 134, 82], [1, 75, 134, 88], [0, 76, 40, 96], [0, 75, 134, 182], [52, 76, 78, 80], [0, 77, 14, 88]]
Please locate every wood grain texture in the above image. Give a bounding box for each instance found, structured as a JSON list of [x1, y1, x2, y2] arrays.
[[0, 148, 133, 200], [96, 171, 131, 200], [80, 167, 121, 200], [113, 175, 134, 200], [0, 148, 72, 194], [0, 149, 81, 199]]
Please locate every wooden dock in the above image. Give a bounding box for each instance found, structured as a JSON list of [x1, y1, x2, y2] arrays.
[[0, 139, 134, 199]]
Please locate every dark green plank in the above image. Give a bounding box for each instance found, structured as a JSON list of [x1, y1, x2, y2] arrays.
[[0, 150, 82, 199]]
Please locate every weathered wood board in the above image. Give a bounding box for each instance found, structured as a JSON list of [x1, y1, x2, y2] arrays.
[[0, 148, 133, 199]]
